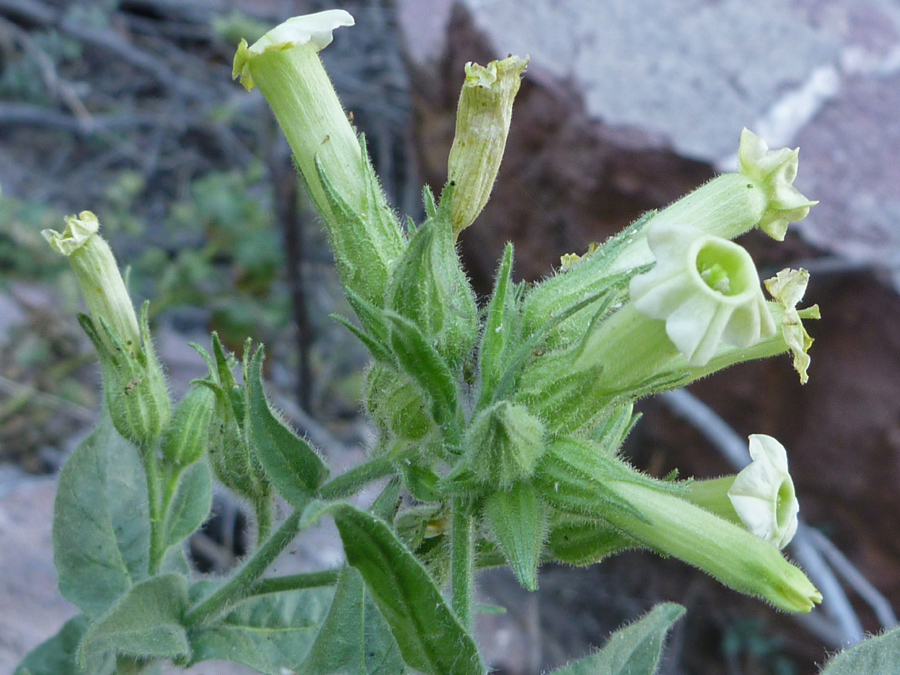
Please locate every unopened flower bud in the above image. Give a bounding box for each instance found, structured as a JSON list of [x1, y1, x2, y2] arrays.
[[459, 400, 545, 488], [161, 385, 215, 467], [43, 212, 170, 447], [447, 55, 528, 236], [365, 363, 434, 442]]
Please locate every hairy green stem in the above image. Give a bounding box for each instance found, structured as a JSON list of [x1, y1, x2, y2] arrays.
[[255, 492, 275, 545], [142, 449, 165, 575], [253, 570, 341, 595], [185, 507, 303, 627], [317, 456, 396, 501], [451, 497, 475, 630]]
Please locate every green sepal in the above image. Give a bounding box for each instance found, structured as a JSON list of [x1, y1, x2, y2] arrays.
[[187, 587, 334, 674], [385, 190, 478, 367], [521, 211, 654, 349], [476, 242, 518, 407], [314, 134, 405, 307], [53, 410, 149, 618], [79, 574, 191, 665], [370, 477, 404, 523], [456, 400, 546, 488], [547, 603, 685, 675], [163, 459, 213, 552], [14, 615, 115, 675], [819, 625, 900, 674], [484, 481, 547, 591], [422, 185, 438, 220], [365, 363, 435, 442], [401, 463, 444, 503], [160, 385, 215, 468], [297, 567, 406, 675], [534, 437, 661, 523], [341, 286, 396, 364], [547, 516, 637, 566], [333, 504, 484, 675], [246, 345, 329, 506], [386, 312, 462, 436]]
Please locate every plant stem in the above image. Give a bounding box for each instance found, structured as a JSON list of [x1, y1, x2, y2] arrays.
[[255, 491, 275, 545], [317, 455, 396, 501], [253, 569, 341, 595], [142, 448, 165, 575], [184, 507, 303, 627], [451, 497, 475, 630]]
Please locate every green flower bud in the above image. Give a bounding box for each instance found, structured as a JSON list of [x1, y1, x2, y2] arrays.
[[365, 363, 434, 442], [206, 381, 269, 503], [629, 222, 775, 366], [386, 188, 478, 365], [160, 385, 215, 468], [459, 400, 545, 488], [233, 11, 405, 305], [447, 55, 528, 236], [43, 212, 170, 447]]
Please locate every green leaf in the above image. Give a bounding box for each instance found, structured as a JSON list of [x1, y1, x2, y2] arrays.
[[547, 603, 685, 675], [53, 411, 150, 617], [484, 482, 547, 591], [188, 587, 334, 675], [164, 460, 213, 550], [386, 312, 461, 433], [298, 567, 404, 675], [370, 477, 404, 523], [14, 616, 115, 675], [79, 574, 191, 664], [477, 243, 515, 406], [333, 504, 484, 675], [247, 346, 329, 506], [819, 626, 900, 674]]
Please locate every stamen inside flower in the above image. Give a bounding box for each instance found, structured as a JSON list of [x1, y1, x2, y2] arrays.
[[692, 238, 755, 299]]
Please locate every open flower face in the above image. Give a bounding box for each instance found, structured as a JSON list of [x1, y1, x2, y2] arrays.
[[728, 435, 799, 549], [630, 222, 776, 366]]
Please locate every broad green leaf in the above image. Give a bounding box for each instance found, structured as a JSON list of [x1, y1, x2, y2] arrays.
[[548, 603, 685, 675], [333, 504, 484, 675], [53, 412, 150, 617], [386, 312, 461, 431], [819, 625, 900, 674], [160, 545, 193, 576], [79, 574, 191, 664], [247, 346, 329, 507], [477, 243, 515, 406], [484, 482, 547, 591], [298, 567, 404, 675], [163, 460, 213, 550], [188, 587, 334, 675], [14, 615, 115, 675]]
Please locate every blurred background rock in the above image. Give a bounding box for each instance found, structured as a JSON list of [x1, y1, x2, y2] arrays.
[[2, 0, 900, 673]]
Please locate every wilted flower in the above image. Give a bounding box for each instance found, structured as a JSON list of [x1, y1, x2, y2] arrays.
[[630, 221, 775, 366], [729, 435, 799, 550], [765, 268, 819, 384]]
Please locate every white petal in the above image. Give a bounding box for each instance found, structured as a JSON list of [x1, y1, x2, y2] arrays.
[[250, 10, 355, 55]]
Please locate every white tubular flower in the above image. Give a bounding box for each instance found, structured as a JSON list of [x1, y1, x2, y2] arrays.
[[233, 10, 354, 89], [629, 222, 775, 366], [728, 435, 799, 549], [738, 129, 818, 241], [765, 268, 820, 384]]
